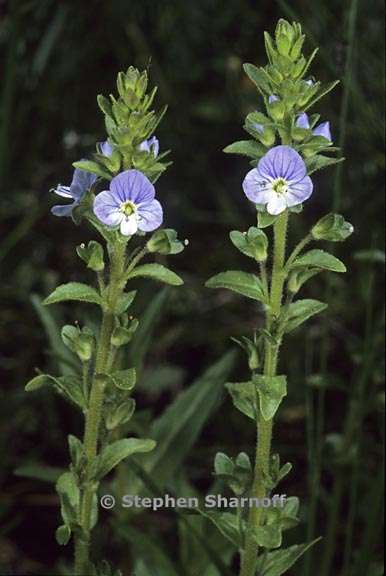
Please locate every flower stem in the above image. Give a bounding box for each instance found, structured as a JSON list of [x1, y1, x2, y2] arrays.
[[240, 211, 289, 576], [74, 240, 127, 575]]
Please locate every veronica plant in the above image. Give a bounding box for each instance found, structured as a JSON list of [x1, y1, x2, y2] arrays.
[[25, 67, 185, 576], [206, 20, 354, 576]]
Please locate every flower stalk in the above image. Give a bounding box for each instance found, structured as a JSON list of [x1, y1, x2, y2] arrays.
[[240, 211, 289, 576], [75, 240, 127, 575]]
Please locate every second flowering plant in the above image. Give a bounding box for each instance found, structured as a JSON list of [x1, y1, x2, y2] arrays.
[[206, 19, 353, 576]]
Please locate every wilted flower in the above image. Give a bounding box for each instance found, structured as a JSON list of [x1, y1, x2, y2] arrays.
[[243, 145, 313, 215], [51, 167, 97, 217], [139, 136, 159, 157], [296, 113, 332, 141], [93, 169, 163, 236]]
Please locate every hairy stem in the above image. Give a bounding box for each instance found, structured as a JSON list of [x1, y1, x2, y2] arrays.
[[240, 211, 289, 576], [74, 240, 126, 575]]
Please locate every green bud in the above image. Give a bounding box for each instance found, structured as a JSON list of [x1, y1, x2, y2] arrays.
[[111, 317, 139, 347], [311, 213, 354, 242], [76, 241, 105, 272], [257, 127, 276, 147], [231, 335, 260, 370], [267, 99, 286, 122], [105, 399, 136, 431], [61, 325, 94, 362], [230, 227, 268, 262], [146, 229, 185, 255]]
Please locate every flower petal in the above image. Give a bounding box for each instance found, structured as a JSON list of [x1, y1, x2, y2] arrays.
[[71, 168, 97, 200], [243, 168, 273, 204], [51, 203, 76, 217], [257, 145, 307, 183], [110, 169, 155, 205], [267, 194, 287, 215], [99, 140, 114, 157], [296, 113, 310, 129], [137, 199, 163, 232], [286, 176, 313, 206], [53, 185, 72, 198], [93, 190, 122, 226], [313, 121, 332, 141], [120, 215, 138, 236]]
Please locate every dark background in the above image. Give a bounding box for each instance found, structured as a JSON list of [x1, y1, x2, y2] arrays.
[[0, 0, 384, 575]]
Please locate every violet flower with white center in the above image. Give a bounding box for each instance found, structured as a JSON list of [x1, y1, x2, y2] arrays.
[[52, 167, 97, 217], [93, 169, 163, 236], [138, 136, 159, 157], [295, 112, 332, 141], [243, 145, 313, 215]]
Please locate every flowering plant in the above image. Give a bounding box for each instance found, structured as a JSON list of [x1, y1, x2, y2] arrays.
[[25, 67, 185, 576], [206, 19, 353, 576]]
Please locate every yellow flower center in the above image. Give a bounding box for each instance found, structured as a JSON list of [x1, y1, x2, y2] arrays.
[[272, 178, 288, 195], [120, 200, 136, 217]]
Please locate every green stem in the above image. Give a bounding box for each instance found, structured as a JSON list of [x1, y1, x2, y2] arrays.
[[74, 240, 127, 575], [240, 211, 289, 576]]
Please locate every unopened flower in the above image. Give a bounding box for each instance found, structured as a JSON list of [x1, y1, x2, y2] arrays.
[[51, 167, 97, 217], [139, 136, 159, 157], [99, 140, 114, 157], [93, 169, 163, 236], [269, 95, 280, 103], [296, 113, 332, 141], [243, 145, 313, 215]]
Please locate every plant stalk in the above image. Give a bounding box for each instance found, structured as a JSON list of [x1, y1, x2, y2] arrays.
[[74, 240, 127, 575], [240, 211, 289, 576]]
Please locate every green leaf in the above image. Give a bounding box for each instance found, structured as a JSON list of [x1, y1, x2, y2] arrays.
[[14, 463, 64, 483], [143, 351, 236, 488], [56, 471, 80, 527], [111, 368, 136, 390], [105, 399, 136, 430], [225, 381, 256, 420], [254, 523, 283, 549], [113, 291, 137, 315], [25, 374, 50, 391], [257, 538, 322, 575], [304, 80, 340, 111], [206, 271, 267, 303], [305, 154, 345, 175], [254, 375, 287, 421], [284, 299, 328, 333], [73, 159, 112, 180], [243, 63, 272, 94], [292, 249, 346, 272], [43, 282, 103, 306], [127, 263, 183, 286], [196, 511, 243, 548], [223, 140, 266, 158], [95, 438, 156, 480], [25, 373, 86, 409], [56, 524, 71, 546], [258, 210, 279, 229]]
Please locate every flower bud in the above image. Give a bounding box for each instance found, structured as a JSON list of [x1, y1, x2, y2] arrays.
[[76, 241, 105, 272], [146, 229, 185, 255], [311, 213, 354, 242]]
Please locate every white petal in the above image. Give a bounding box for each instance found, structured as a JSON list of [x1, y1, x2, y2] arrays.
[[120, 214, 138, 236], [267, 194, 287, 215]]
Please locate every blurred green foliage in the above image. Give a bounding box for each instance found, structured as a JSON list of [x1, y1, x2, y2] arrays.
[[0, 0, 384, 574]]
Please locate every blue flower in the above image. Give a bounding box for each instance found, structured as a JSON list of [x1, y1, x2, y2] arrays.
[[243, 145, 313, 215], [52, 167, 97, 217], [138, 136, 159, 157], [99, 140, 114, 157], [269, 95, 280, 103], [295, 113, 332, 142], [93, 169, 163, 236]]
